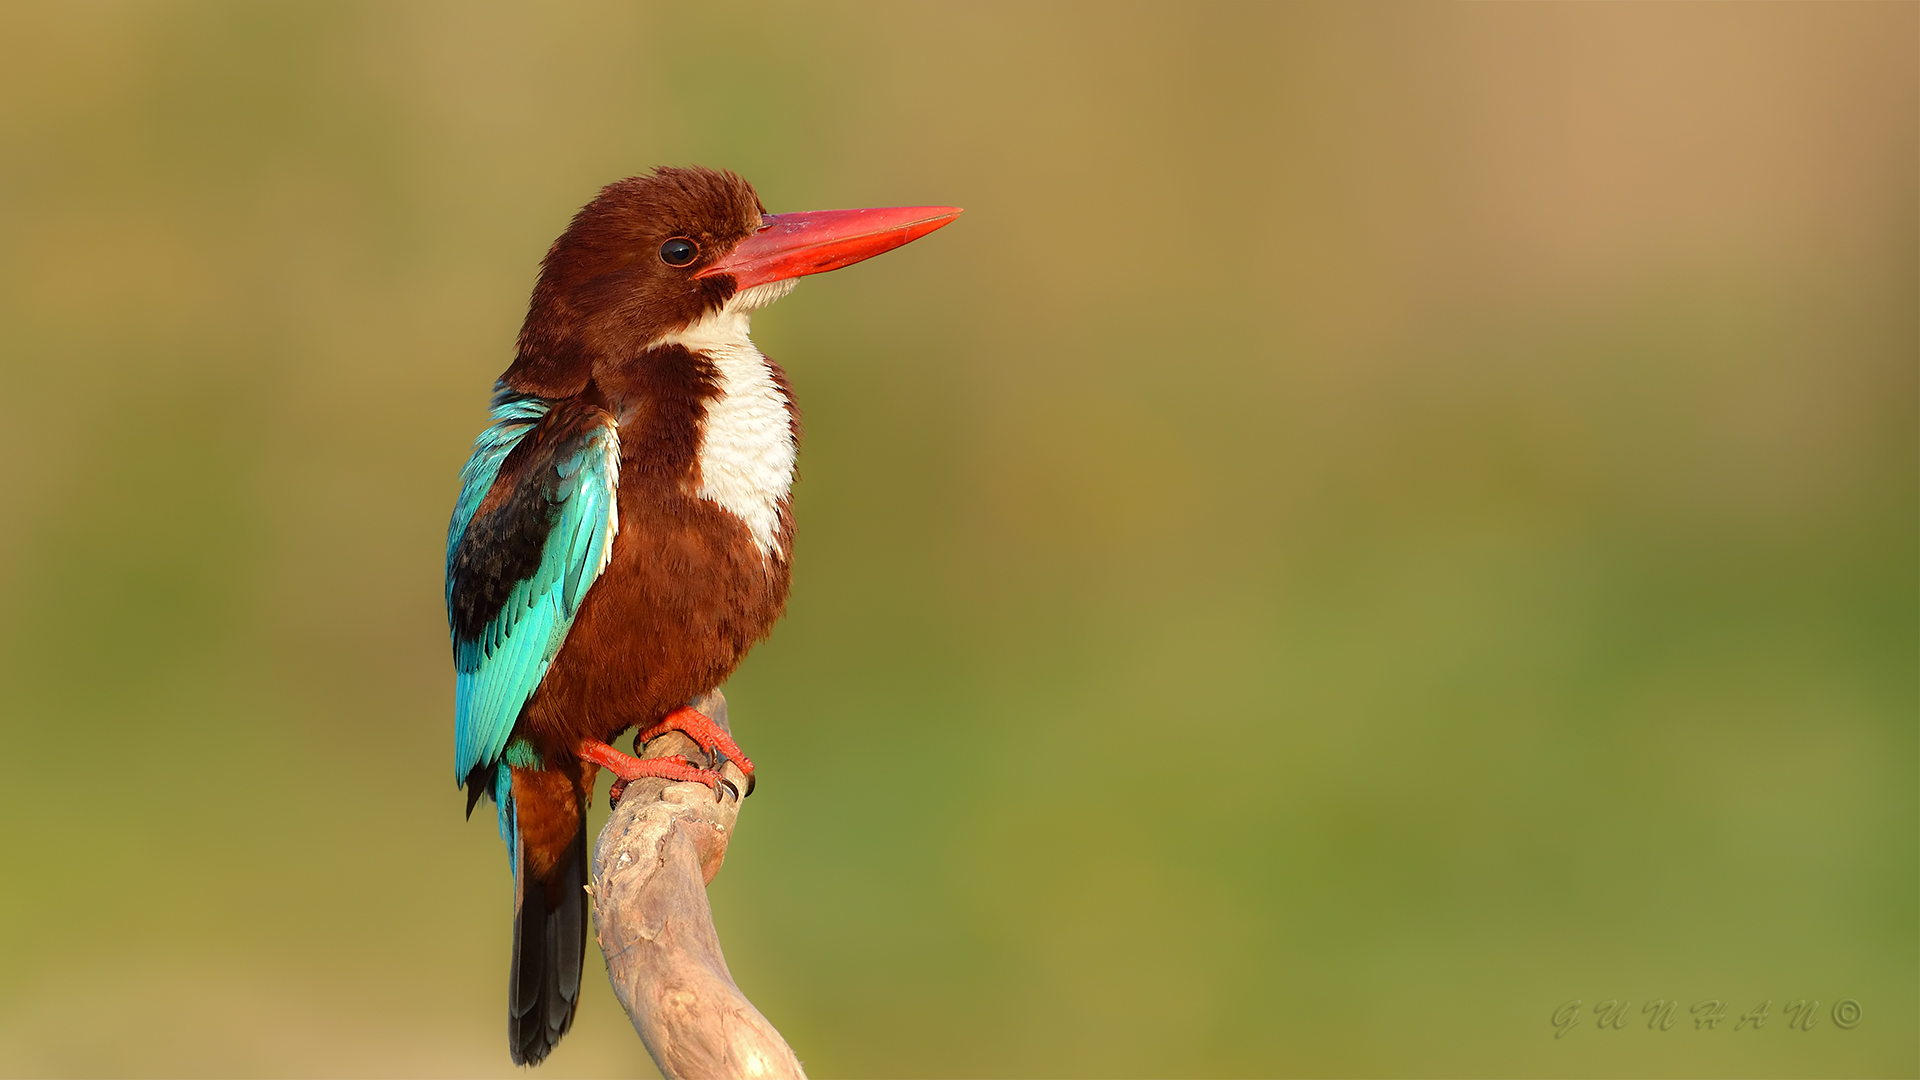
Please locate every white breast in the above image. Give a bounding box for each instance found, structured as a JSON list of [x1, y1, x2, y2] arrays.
[[652, 282, 799, 561]]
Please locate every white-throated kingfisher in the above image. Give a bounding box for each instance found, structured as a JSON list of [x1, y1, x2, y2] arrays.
[[445, 167, 959, 1064]]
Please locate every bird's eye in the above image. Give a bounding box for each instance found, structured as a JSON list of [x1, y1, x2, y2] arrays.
[[659, 238, 698, 267]]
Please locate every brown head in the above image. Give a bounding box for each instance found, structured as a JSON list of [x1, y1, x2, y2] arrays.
[[503, 166, 961, 399]]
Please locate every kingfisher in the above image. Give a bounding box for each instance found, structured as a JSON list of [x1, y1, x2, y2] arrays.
[[445, 167, 959, 1065]]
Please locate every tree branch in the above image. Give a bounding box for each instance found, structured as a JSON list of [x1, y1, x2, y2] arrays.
[[589, 690, 805, 1080]]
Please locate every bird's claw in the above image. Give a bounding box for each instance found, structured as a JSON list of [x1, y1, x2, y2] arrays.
[[708, 749, 756, 798], [635, 705, 757, 797], [697, 750, 741, 802], [607, 762, 734, 807], [581, 740, 736, 807]]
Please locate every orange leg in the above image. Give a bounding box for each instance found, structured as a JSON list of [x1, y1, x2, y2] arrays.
[[578, 737, 737, 807], [634, 706, 756, 796]]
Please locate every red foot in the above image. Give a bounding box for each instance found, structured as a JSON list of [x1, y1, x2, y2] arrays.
[[635, 706, 756, 796], [578, 737, 736, 807]]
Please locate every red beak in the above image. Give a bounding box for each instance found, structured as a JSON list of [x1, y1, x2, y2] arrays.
[[695, 205, 963, 290]]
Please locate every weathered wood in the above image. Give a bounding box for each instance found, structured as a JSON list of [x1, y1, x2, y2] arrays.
[[589, 690, 805, 1080]]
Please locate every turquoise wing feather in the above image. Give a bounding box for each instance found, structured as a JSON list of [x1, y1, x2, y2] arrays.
[[446, 388, 620, 816]]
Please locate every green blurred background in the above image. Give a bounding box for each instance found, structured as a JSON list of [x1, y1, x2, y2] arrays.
[[0, 2, 1913, 1077]]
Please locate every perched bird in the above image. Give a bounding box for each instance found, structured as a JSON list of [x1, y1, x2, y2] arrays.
[[446, 167, 959, 1065]]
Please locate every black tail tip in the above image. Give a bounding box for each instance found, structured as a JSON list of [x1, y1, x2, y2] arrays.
[[509, 826, 589, 1066]]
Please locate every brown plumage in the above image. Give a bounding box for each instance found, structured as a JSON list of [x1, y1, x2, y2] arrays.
[[514, 344, 798, 882], [505, 169, 766, 399], [503, 169, 796, 884], [451, 166, 959, 1065]]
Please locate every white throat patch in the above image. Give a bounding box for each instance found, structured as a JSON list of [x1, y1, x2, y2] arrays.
[[651, 282, 798, 561]]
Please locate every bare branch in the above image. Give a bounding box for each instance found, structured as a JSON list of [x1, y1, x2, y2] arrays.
[[589, 690, 805, 1080]]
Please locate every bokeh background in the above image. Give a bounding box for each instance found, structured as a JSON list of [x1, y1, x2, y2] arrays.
[[0, 3, 1913, 1077]]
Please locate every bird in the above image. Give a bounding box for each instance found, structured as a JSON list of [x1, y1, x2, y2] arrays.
[[445, 166, 959, 1065]]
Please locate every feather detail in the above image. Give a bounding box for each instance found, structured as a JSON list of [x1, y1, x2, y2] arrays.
[[447, 386, 621, 789]]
